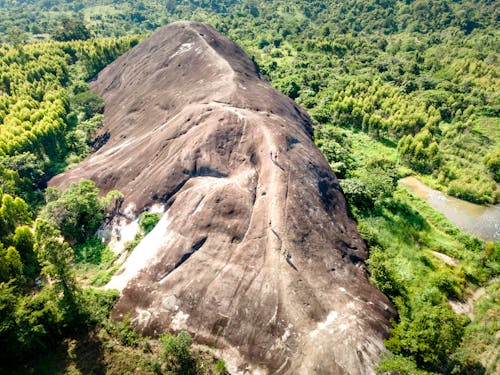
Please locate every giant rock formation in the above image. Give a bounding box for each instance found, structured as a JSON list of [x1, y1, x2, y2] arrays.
[[50, 21, 395, 374]]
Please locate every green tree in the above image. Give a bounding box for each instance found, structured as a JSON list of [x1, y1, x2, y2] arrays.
[[52, 17, 91, 42], [34, 219, 79, 318], [385, 304, 468, 371], [71, 91, 104, 120], [40, 180, 104, 243], [0, 244, 23, 282], [341, 157, 399, 210], [12, 226, 38, 279], [484, 149, 500, 182], [0, 192, 31, 241]]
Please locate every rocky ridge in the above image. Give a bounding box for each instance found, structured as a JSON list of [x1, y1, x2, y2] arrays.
[[50, 21, 395, 374]]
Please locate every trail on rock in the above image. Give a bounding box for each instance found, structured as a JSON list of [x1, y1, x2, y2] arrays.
[[50, 21, 395, 375]]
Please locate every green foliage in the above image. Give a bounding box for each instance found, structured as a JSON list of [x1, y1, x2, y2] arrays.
[[74, 237, 114, 265], [366, 245, 405, 298], [123, 236, 142, 254], [120, 211, 160, 255], [71, 90, 104, 120], [40, 181, 122, 245], [398, 129, 442, 174], [215, 359, 228, 374], [386, 304, 468, 371], [78, 288, 119, 324], [73, 237, 118, 287], [65, 114, 103, 163], [89, 264, 120, 287], [139, 211, 161, 234], [0, 192, 35, 284], [356, 187, 497, 373], [377, 352, 432, 375], [160, 331, 195, 375], [340, 156, 399, 210], [0, 22, 136, 372], [40, 180, 104, 243], [0, 152, 45, 189], [484, 149, 500, 182], [0, 192, 31, 239], [13, 286, 65, 353], [314, 125, 355, 178], [0, 0, 497, 372], [34, 219, 79, 318], [454, 281, 500, 374], [53, 17, 92, 42], [0, 243, 22, 282], [112, 317, 141, 347]]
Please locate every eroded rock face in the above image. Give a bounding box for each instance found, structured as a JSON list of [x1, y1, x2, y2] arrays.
[[50, 21, 395, 374]]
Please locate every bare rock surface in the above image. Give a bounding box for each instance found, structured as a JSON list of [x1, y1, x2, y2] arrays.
[[50, 21, 395, 374]]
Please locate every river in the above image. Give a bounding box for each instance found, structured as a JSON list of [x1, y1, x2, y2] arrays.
[[399, 176, 500, 242]]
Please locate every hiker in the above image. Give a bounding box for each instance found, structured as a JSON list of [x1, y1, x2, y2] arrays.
[[270, 150, 273, 159]]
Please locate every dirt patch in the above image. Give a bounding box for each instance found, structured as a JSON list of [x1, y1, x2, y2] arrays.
[[431, 250, 459, 266]]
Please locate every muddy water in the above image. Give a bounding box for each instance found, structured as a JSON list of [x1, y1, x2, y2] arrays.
[[399, 176, 500, 242]]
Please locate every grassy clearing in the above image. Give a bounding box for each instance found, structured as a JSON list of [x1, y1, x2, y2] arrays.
[[344, 127, 399, 164]]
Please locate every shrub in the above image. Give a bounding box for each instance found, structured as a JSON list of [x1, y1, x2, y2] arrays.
[[139, 212, 161, 234], [78, 288, 119, 324], [40, 180, 103, 243], [52, 17, 91, 42], [113, 317, 140, 347], [215, 359, 228, 374], [40, 181, 122, 243], [341, 156, 398, 210], [160, 331, 195, 374]]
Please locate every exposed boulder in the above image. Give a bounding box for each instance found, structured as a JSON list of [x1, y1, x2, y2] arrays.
[[50, 21, 395, 374]]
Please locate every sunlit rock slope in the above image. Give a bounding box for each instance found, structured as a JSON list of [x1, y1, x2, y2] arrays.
[[50, 21, 395, 375]]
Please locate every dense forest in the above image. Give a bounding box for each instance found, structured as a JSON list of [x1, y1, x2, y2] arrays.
[[0, 0, 498, 374]]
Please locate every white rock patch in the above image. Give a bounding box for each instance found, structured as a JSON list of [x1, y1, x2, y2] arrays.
[[169, 42, 194, 60], [105, 212, 171, 291], [171, 310, 190, 330]]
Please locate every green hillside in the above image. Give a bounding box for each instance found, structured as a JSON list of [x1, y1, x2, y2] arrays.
[[0, 1, 498, 374]]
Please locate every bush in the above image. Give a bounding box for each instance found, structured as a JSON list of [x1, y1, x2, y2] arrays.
[[113, 317, 141, 347], [160, 331, 195, 374], [74, 237, 112, 264], [139, 212, 161, 234], [40, 181, 122, 243], [215, 359, 228, 374], [78, 288, 119, 324], [341, 156, 399, 210], [65, 114, 103, 159], [484, 149, 500, 182], [366, 246, 405, 298]]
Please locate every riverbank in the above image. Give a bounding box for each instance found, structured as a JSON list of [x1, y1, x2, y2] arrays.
[[399, 176, 500, 242]]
